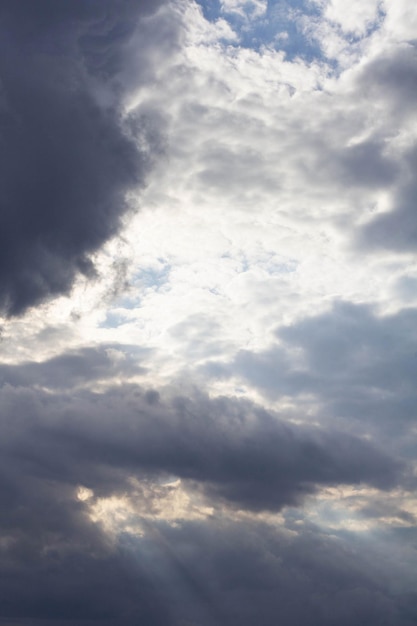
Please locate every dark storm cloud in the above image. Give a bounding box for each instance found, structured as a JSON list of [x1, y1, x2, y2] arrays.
[[0, 0, 167, 316], [1, 498, 417, 625], [131, 518, 417, 626], [0, 381, 404, 513], [0, 377, 413, 624], [0, 497, 172, 625]]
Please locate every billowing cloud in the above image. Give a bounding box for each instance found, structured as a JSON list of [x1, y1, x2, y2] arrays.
[[0, 0, 168, 316]]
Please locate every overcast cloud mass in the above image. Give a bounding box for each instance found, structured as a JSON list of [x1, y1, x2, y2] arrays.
[[0, 1, 417, 624]]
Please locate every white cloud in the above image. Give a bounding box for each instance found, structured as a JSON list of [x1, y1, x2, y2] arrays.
[[321, 0, 382, 36], [383, 0, 417, 42]]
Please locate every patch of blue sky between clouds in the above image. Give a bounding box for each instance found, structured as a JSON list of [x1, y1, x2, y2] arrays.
[[220, 251, 298, 276], [99, 262, 172, 329], [301, 2, 386, 66], [196, 0, 386, 73], [133, 260, 172, 291], [196, 0, 325, 63], [99, 311, 130, 329]]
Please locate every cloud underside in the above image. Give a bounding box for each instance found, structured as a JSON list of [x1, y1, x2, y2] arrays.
[[0, 377, 410, 625], [0, 0, 165, 316]]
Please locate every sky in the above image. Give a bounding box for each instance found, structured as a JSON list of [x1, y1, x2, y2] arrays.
[[0, 0, 416, 624]]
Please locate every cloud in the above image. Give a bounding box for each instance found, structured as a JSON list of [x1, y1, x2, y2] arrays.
[[140, 518, 417, 626], [0, 377, 404, 515], [321, 0, 382, 37], [351, 44, 417, 252], [108, 6, 416, 369], [356, 43, 417, 118], [0, 343, 149, 389], [209, 302, 417, 443], [1, 490, 416, 625], [0, 372, 413, 624], [0, 0, 168, 317], [358, 146, 417, 252]]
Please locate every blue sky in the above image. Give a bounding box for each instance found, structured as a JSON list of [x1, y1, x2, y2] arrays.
[[197, 0, 326, 61]]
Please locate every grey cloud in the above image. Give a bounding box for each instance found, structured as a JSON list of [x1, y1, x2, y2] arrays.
[[351, 44, 417, 252], [330, 138, 398, 188], [0, 361, 411, 624], [142, 519, 417, 626], [276, 302, 417, 439], [0, 380, 403, 515], [357, 43, 417, 120], [395, 274, 417, 300], [299, 45, 417, 203], [196, 141, 280, 198], [359, 499, 416, 525], [300, 133, 400, 195], [0, 0, 168, 316], [1, 505, 416, 625], [276, 302, 417, 386], [0, 344, 149, 389], [0, 498, 172, 625], [358, 147, 417, 252], [210, 302, 417, 440]]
